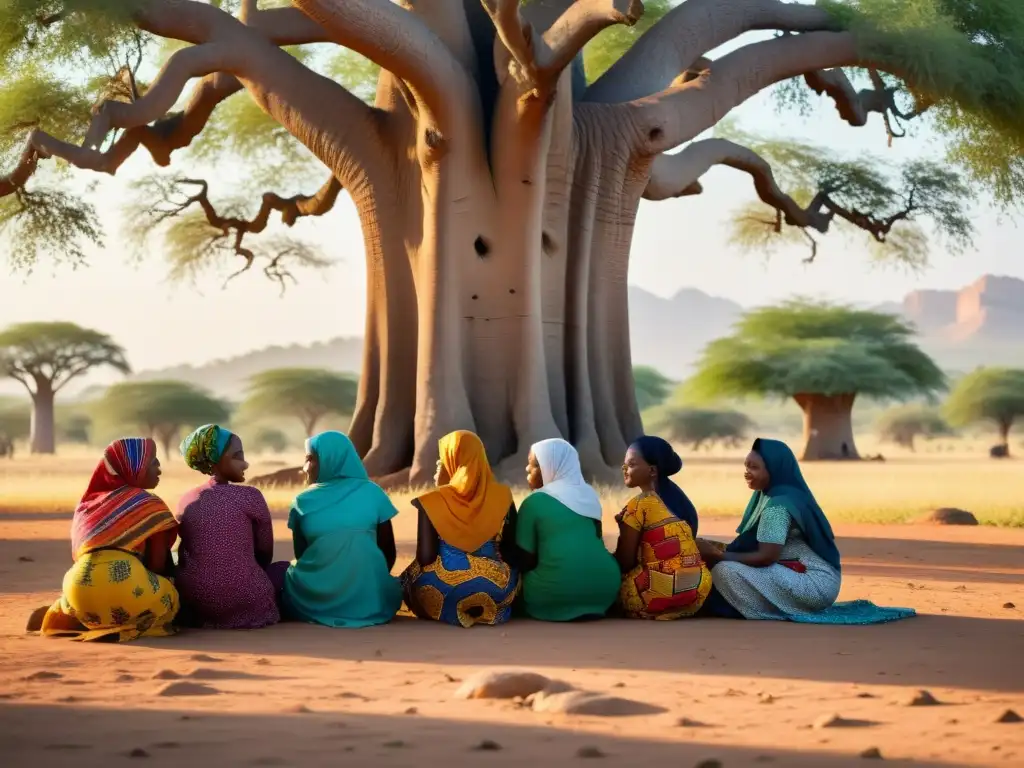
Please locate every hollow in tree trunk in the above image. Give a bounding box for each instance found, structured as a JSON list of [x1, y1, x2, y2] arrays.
[[793, 393, 859, 461], [30, 382, 56, 455]]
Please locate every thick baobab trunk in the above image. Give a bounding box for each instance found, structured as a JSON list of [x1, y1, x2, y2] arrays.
[[794, 393, 859, 461], [29, 381, 56, 455]]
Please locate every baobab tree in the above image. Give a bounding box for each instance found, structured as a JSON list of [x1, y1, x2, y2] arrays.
[[0, 323, 130, 453], [1, 1, 1021, 481]]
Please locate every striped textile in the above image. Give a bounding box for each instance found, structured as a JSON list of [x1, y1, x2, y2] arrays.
[[70, 438, 177, 560]]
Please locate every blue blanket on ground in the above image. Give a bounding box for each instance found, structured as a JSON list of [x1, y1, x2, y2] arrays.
[[788, 599, 916, 625]]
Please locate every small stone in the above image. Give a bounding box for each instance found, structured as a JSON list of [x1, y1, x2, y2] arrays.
[[1003, 602, 1016, 609], [256, 658, 271, 666], [116, 674, 135, 683], [18, 556, 34, 562], [694, 761, 723, 768], [403, 707, 418, 715], [996, 709, 1023, 724], [456, 670, 562, 700], [158, 682, 220, 697], [576, 746, 605, 759], [24, 670, 62, 681], [153, 670, 182, 680], [814, 714, 854, 729], [860, 747, 883, 760], [759, 693, 775, 704], [675, 717, 709, 728], [189, 654, 221, 663], [472, 740, 502, 751], [285, 704, 312, 714], [127, 748, 150, 758], [905, 690, 941, 707], [444, 673, 460, 683], [612, 682, 625, 688], [856, 692, 877, 699]]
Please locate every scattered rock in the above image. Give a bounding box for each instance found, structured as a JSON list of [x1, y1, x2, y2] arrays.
[[920, 508, 978, 526], [153, 670, 182, 680], [996, 709, 1022, 724], [576, 746, 605, 759], [856, 693, 877, 699], [1003, 602, 1016, 609], [116, 674, 135, 683], [443, 673, 460, 683], [188, 667, 264, 681], [456, 670, 565, 700], [675, 718, 710, 728], [403, 707, 418, 715], [285, 704, 312, 714], [694, 761, 723, 768], [759, 693, 776, 704], [530, 690, 665, 717], [158, 682, 220, 697], [904, 690, 941, 707], [189, 654, 222, 663], [58, 696, 82, 703], [256, 658, 271, 666], [127, 748, 150, 758], [24, 670, 62, 681], [472, 740, 502, 751], [18, 556, 34, 562], [860, 747, 883, 759], [813, 714, 875, 729], [611, 682, 625, 688]]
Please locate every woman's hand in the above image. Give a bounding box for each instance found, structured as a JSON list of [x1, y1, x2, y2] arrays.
[[696, 538, 724, 565]]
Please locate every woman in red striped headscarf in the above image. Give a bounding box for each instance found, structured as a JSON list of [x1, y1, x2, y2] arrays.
[[36, 438, 181, 642]]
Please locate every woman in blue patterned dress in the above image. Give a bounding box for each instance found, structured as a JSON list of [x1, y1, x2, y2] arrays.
[[401, 431, 521, 627]]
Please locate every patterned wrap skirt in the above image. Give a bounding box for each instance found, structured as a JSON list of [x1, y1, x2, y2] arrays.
[[401, 539, 520, 628], [41, 548, 179, 642]]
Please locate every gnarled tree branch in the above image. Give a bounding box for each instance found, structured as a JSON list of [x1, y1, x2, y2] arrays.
[[634, 30, 890, 155], [644, 138, 834, 236], [585, 0, 839, 103], [144, 175, 340, 290]]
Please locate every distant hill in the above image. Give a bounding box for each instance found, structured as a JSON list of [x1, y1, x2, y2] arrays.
[[125, 276, 1022, 398]]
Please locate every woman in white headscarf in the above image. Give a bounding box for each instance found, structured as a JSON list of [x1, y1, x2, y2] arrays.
[[515, 439, 621, 621]]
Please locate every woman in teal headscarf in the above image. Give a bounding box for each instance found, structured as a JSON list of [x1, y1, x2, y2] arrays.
[[698, 438, 914, 624], [282, 431, 402, 628]]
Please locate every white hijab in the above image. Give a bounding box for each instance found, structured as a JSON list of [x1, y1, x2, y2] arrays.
[[531, 439, 604, 521]]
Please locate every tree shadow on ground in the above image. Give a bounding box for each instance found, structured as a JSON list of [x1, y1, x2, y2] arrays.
[[0, 702, 963, 768]]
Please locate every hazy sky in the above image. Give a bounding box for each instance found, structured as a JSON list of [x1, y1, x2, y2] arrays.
[[2, 60, 1021, 391]]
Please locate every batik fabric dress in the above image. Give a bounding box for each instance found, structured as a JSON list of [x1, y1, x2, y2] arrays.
[[41, 438, 180, 642]]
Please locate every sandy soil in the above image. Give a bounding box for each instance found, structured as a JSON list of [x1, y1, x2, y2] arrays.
[[1, 517, 1022, 767]]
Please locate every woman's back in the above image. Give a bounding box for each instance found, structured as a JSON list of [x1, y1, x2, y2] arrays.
[[175, 480, 280, 629], [517, 493, 619, 621]]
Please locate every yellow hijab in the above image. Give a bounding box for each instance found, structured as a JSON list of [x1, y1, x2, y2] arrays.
[[416, 431, 512, 553]]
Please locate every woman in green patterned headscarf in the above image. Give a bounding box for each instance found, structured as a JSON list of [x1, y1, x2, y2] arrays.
[[180, 424, 235, 476]]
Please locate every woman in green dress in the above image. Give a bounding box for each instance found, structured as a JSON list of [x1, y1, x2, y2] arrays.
[[282, 431, 402, 628], [516, 438, 620, 621]]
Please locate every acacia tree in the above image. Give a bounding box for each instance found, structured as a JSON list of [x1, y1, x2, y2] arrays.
[[240, 367, 358, 436], [0, 323, 130, 453], [0, 1, 1021, 481], [944, 368, 1024, 455], [94, 379, 230, 458], [686, 301, 945, 460], [633, 365, 673, 411], [650, 406, 752, 450], [875, 404, 951, 451]]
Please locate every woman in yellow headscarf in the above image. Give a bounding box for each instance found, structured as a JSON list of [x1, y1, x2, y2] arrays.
[[401, 431, 521, 627]]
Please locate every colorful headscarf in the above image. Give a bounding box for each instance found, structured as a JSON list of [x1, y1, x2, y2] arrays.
[[179, 424, 234, 475], [291, 431, 394, 522], [415, 431, 513, 553], [531, 438, 603, 521], [70, 438, 177, 560], [631, 435, 700, 535]]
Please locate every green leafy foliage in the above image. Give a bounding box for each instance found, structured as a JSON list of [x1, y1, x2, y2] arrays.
[[0, 321, 130, 392], [686, 300, 947, 403], [250, 425, 291, 454], [582, 0, 673, 81], [647, 406, 752, 450], [633, 365, 674, 411], [944, 367, 1024, 443], [716, 121, 973, 267], [875, 403, 952, 450], [92, 379, 229, 458], [240, 368, 358, 436]]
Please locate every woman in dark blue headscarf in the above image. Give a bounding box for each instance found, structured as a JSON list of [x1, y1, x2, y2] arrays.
[[698, 438, 914, 625], [629, 436, 699, 535]]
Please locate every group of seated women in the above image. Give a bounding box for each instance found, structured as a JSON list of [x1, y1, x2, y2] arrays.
[[31, 423, 894, 642]]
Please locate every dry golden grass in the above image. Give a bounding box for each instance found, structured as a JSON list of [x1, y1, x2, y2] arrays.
[[1, 437, 1021, 528]]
